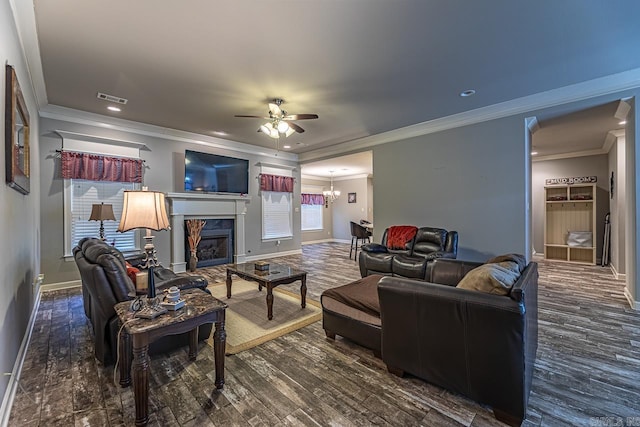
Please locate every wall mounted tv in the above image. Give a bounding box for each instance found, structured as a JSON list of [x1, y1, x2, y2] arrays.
[[184, 150, 249, 194]]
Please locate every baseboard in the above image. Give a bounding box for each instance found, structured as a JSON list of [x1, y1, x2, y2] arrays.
[[610, 264, 626, 280], [40, 280, 81, 292], [333, 239, 352, 244], [301, 239, 334, 245], [0, 289, 43, 427], [624, 287, 638, 311], [244, 249, 303, 262]]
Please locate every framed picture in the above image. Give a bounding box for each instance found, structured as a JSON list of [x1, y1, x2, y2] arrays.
[[348, 192, 356, 203], [5, 64, 30, 195]]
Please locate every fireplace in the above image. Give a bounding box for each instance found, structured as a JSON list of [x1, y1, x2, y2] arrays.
[[167, 192, 249, 273], [185, 219, 234, 268]]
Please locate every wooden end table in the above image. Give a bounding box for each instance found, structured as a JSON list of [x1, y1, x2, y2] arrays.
[[115, 288, 227, 426], [226, 262, 307, 320]]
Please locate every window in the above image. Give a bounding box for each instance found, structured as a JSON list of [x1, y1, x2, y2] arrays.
[[262, 191, 293, 239], [301, 203, 323, 230], [301, 186, 324, 231], [260, 165, 294, 241], [64, 179, 139, 255]]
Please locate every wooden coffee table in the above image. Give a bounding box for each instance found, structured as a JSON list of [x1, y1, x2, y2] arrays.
[[226, 262, 307, 320]]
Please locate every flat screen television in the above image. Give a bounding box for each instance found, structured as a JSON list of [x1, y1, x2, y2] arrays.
[[184, 150, 249, 194]]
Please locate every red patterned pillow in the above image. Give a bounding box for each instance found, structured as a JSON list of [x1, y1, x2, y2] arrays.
[[125, 261, 140, 285]]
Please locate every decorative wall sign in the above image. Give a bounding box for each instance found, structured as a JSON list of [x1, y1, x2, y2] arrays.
[[545, 176, 596, 186], [5, 64, 30, 194]]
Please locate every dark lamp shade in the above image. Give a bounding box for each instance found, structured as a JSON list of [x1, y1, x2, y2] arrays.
[[88, 203, 116, 221], [117, 190, 170, 232]]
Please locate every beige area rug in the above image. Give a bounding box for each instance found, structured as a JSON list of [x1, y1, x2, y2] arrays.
[[206, 280, 322, 355]]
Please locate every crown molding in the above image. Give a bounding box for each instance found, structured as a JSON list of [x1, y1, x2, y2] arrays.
[[9, 0, 47, 108], [40, 104, 298, 162], [532, 148, 607, 163], [299, 67, 640, 162]]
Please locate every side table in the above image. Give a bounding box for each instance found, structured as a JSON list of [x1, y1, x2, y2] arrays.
[[115, 288, 227, 426]]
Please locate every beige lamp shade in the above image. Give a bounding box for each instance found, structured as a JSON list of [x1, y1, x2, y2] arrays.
[[117, 190, 170, 232], [88, 203, 116, 221]]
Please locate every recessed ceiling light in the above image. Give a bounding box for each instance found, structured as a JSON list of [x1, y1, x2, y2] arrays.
[[459, 89, 476, 97], [212, 131, 228, 136], [619, 120, 627, 125], [531, 151, 538, 156], [107, 106, 121, 112], [283, 145, 291, 149]]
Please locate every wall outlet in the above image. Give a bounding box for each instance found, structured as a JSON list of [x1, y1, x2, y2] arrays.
[[276, 240, 281, 246]]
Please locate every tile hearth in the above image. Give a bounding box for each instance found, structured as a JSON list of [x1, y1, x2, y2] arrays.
[[8, 243, 640, 426]]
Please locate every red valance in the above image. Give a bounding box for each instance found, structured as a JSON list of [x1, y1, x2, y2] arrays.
[[61, 151, 143, 183], [301, 193, 324, 205], [259, 173, 294, 192]]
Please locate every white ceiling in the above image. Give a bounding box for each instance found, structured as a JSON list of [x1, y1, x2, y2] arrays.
[[25, 1, 640, 176]]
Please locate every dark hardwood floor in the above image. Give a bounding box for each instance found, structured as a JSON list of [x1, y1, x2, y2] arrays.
[[8, 243, 640, 426]]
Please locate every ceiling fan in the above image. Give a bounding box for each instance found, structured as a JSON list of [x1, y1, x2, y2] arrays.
[[235, 98, 319, 139]]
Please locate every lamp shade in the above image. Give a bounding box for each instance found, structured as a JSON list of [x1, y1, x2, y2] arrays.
[[117, 190, 170, 232], [88, 203, 115, 221]]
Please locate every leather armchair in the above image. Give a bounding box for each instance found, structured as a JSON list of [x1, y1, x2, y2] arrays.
[[359, 226, 458, 280], [74, 237, 212, 365], [378, 259, 538, 426]]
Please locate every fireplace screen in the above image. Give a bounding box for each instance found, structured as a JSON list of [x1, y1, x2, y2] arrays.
[[185, 219, 234, 268]]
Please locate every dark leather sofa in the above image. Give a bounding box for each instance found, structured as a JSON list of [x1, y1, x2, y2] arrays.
[[74, 237, 212, 365], [359, 226, 458, 280], [322, 258, 538, 426]]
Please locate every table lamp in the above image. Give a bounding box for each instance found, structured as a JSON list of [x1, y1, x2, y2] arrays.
[[89, 202, 116, 241], [118, 188, 171, 318]]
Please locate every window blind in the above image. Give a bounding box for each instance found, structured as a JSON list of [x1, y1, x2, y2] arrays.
[[262, 191, 293, 239], [301, 203, 323, 231], [70, 179, 138, 251]]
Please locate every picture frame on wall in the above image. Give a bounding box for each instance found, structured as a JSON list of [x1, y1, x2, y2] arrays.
[[348, 192, 356, 203], [5, 64, 30, 195]]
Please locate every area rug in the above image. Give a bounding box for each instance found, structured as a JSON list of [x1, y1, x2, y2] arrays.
[[206, 280, 322, 355]]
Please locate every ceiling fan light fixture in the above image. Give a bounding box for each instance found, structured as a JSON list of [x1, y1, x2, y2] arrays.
[[269, 128, 279, 138], [284, 127, 295, 137], [277, 121, 290, 133], [260, 124, 271, 135]]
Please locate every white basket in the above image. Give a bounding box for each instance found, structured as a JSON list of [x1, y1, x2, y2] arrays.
[[567, 231, 592, 248]]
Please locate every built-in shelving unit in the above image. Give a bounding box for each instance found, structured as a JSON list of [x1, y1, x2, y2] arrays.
[[544, 184, 596, 265]]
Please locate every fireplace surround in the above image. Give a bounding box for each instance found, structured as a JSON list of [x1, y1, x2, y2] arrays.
[[167, 193, 248, 273]]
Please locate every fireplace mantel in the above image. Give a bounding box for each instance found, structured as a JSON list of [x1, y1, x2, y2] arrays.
[[166, 192, 249, 272]]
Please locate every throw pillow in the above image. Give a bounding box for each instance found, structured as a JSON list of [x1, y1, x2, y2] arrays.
[[486, 253, 526, 272], [125, 261, 140, 285], [456, 263, 520, 295]]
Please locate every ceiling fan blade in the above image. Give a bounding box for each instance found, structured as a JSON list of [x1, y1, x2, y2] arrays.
[[268, 103, 282, 116], [284, 114, 319, 120], [235, 115, 267, 119], [287, 122, 305, 133]]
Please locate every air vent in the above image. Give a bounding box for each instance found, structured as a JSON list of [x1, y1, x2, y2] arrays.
[[96, 92, 128, 104]]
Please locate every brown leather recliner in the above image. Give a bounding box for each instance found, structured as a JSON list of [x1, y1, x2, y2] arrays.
[[378, 259, 538, 426], [359, 226, 458, 279], [74, 237, 212, 365]]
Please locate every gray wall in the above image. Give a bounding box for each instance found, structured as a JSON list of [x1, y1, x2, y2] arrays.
[[373, 116, 529, 261], [0, 0, 41, 411], [531, 155, 610, 260], [39, 116, 300, 285], [331, 176, 371, 241], [300, 177, 333, 243]]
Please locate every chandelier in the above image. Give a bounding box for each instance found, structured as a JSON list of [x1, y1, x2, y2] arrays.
[[323, 171, 340, 202]]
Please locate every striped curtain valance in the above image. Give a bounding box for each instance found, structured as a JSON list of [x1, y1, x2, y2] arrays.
[[301, 193, 324, 205], [259, 173, 294, 192], [61, 151, 143, 183]]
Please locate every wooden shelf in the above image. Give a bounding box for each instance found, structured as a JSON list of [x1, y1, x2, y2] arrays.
[[544, 184, 596, 265]]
